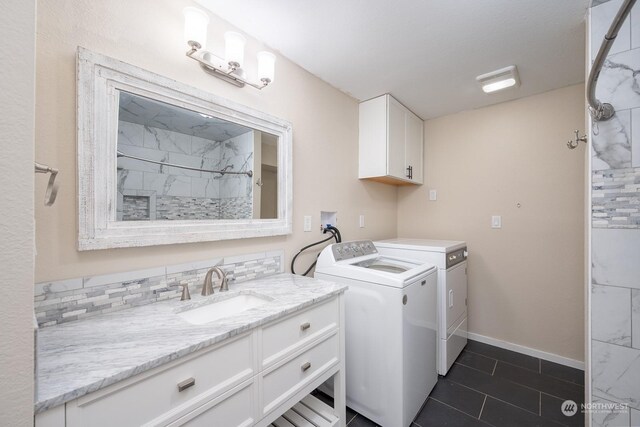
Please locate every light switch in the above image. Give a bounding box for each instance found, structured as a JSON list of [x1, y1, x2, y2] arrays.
[[491, 215, 502, 229], [303, 215, 312, 232], [359, 214, 365, 228], [429, 189, 437, 201]]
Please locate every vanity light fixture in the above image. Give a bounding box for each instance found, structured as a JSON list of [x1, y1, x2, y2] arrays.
[[476, 65, 520, 94], [183, 7, 276, 89]]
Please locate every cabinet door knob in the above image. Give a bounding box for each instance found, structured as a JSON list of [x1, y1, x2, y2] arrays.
[[177, 377, 195, 392], [301, 362, 311, 372], [300, 322, 311, 331]]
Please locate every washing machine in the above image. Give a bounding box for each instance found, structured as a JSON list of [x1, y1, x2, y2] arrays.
[[315, 240, 437, 427], [374, 239, 468, 375]]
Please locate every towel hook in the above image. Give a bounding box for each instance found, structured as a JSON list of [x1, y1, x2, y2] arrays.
[[567, 130, 587, 150], [34, 162, 59, 206]]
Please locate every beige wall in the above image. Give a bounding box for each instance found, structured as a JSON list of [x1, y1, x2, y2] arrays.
[[34, 0, 585, 366], [35, 0, 398, 282], [397, 84, 586, 361], [0, 0, 36, 424]]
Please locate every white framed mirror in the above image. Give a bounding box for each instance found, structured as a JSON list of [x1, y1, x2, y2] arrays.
[[77, 47, 292, 250]]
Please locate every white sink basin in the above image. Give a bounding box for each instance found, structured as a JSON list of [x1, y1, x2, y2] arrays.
[[177, 294, 271, 325]]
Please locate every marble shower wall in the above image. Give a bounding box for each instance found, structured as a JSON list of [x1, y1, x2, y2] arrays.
[[589, 1, 640, 425], [117, 120, 254, 220]]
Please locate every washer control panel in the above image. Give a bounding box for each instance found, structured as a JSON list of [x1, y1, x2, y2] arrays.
[[332, 240, 378, 261]]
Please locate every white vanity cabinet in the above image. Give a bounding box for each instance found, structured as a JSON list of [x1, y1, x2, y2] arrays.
[[35, 296, 345, 427], [358, 94, 424, 185]]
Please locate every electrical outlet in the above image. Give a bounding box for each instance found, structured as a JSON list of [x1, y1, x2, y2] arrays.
[[491, 215, 502, 229], [429, 189, 437, 201], [359, 214, 365, 228], [303, 216, 312, 232]]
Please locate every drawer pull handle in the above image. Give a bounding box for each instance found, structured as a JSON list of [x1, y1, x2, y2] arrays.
[[300, 322, 311, 331], [177, 377, 195, 392], [301, 362, 311, 372]]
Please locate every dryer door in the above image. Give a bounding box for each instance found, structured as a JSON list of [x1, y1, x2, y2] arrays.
[[445, 262, 467, 332]]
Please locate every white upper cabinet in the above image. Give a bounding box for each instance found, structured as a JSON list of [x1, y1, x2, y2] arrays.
[[359, 94, 424, 185]]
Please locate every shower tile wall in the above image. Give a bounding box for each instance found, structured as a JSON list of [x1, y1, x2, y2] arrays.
[[589, 1, 640, 425], [117, 120, 254, 220]]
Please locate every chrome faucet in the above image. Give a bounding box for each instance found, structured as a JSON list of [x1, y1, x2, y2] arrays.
[[202, 267, 229, 296]]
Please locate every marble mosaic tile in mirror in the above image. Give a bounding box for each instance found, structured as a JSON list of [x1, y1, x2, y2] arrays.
[[116, 91, 277, 221]]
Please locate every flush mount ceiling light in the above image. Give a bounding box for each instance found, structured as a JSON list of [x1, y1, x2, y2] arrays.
[[183, 7, 276, 90], [476, 65, 520, 94]]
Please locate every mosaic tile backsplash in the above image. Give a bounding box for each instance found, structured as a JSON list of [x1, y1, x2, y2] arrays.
[[34, 250, 283, 327]]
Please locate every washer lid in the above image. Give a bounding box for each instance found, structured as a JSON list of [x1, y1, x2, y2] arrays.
[[352, 256, 419, 274]]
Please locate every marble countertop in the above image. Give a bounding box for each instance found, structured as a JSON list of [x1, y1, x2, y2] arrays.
[[35, 273, 347, 414]]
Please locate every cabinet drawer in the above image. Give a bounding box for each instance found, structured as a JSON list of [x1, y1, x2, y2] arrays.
[[67, 333, 254, 427], [262, 333, 339, 415], [169, 379, 256, 427], [262, 298, 338, 367]]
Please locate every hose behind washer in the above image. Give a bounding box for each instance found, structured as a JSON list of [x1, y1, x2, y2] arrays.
[[291, 225, 341, 276]]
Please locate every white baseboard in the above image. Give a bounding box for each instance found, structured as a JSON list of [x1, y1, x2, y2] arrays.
[[467, 332, 585, 370]]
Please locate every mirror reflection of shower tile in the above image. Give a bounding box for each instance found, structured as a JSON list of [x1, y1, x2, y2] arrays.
[[143, 126, 190, 154], [117, 169, 143, 191], [219, 176, 244, 199], [117, 121, 144, 147], [166, 152, 202, 178], [191, 177, 220, 199], [592, 109, 631, 170], [118, 145, 165, 173], [191, 136, 220, 159], [143, 172, 190, 197], [224, 131, 254, 155]]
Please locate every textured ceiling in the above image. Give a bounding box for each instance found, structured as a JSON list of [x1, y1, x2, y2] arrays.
[[196, 0, 589, 119]]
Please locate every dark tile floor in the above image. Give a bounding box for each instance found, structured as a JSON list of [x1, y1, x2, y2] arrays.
[[315, 339, 585, 427]]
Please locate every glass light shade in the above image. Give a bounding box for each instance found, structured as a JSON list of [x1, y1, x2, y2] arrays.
[[224, 32, 246, 68], [257, 51, 276, 83], [183, 7, 209, 48]]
